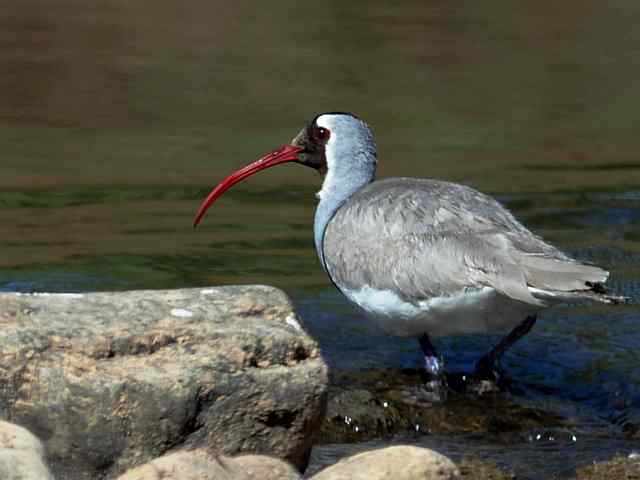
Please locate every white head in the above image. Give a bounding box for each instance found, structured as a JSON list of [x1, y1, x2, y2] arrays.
[[290, 112, 378, 268]]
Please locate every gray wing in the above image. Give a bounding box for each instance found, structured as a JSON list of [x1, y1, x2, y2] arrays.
[[323, 178, 608, 307]]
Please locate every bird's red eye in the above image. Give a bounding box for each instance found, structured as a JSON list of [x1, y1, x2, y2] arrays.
[[316, 127, 330, 141]]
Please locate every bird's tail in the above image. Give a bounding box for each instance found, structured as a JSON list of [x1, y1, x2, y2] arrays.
[[530, 282, 631, 305], [579, 282, 631, 304], [521, 255, 632, 305]]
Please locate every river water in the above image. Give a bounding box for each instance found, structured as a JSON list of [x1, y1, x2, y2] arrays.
[[1, 0, 640, 477]]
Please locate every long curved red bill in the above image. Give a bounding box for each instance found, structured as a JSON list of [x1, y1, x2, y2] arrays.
[[193, 144, 303, 227]]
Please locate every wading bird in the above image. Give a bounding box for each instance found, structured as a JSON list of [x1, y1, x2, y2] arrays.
[[194, 112, 625, 400]]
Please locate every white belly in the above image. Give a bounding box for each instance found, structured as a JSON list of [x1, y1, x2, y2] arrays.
[[342, 285, 539, 338]]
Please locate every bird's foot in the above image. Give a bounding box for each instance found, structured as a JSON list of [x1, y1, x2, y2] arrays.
[[473, 355, 504, 382], [414, 339, 448, 403], [423, 377, 449, 403], [466, 377, 501, 396], [467, 355, 504, 395], [402, 378, 448, 405], [416, 370, 449, 404]]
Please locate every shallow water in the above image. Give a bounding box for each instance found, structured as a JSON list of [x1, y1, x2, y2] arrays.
[[1, 0, 640, 477], [308, 432, 638, 479], [1, 188, 639, 478]]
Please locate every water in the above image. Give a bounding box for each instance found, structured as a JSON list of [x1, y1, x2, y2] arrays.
[[1, 1, 640, 477], [307, 433, 639, 479]]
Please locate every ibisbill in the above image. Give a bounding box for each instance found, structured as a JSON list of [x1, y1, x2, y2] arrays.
[[193, 112, 626, 400]]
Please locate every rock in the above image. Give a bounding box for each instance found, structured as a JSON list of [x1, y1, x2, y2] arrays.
[[116, 449, 248, 480], [116, 450, 301, 480], [458, 456, 514, 479], [321, 387, 397, 443], [573, 454, 640, 480], [0, 421, 55, 480], [320, 369, 565, 444], [311, 445, 460, 480], [0, 286, 327, 479], [0, 421, 46, 453], [234, 454, 301, 480]]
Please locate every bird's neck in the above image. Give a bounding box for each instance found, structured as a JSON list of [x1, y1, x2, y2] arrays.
[[313, 151, 376, 270]]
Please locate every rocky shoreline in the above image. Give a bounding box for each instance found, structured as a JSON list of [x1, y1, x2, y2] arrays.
[[0, 286, 637, 479]]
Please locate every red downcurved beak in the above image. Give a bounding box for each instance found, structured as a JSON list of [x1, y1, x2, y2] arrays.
[[193, 144, 303, 227]]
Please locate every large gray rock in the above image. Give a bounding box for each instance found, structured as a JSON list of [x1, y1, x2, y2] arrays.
[[311, 445, 460, 480], [0, 286, 327, 479], [0, 420, 55, 480]]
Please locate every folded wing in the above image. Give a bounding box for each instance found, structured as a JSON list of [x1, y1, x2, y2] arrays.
[[323, 178, 609, 307]]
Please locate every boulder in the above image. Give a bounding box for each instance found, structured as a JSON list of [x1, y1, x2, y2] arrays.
[[574, 453, 640, 480], [0, 420, 55, 480], [234, 454, 301, 480], [0, 286, 327, 479], [458, 456, 514, 479], [116, 450, 301, 480], [311, 445, 460, 480], [115, 449, 248, 480]]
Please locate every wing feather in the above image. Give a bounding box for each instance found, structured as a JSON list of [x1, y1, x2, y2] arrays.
[[323, 178, 607, 307]]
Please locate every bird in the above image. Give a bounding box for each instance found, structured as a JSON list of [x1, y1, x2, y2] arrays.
[[194, 112, 626, 400]]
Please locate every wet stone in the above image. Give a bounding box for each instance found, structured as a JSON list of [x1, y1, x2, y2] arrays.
[[310, 445, 460, 480], [458, 456, 514, 480], [623, 421, 640, 439], [320, 368, 566, 444], [574, 454, 640, 480]]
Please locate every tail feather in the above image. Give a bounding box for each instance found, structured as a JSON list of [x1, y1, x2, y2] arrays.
[[517, 253, 632, 305], [530, 283, 631, 305], [521, 255, 609, 291], [571, 289, 630, 305]]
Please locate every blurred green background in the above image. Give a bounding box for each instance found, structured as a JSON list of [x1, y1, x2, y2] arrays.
[[0, 0, 639, 291]]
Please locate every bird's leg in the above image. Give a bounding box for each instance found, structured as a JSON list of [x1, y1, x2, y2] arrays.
[[419, 333, 443, 376], [418, 333, 448, 402], [474, 314, 537, 381]]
